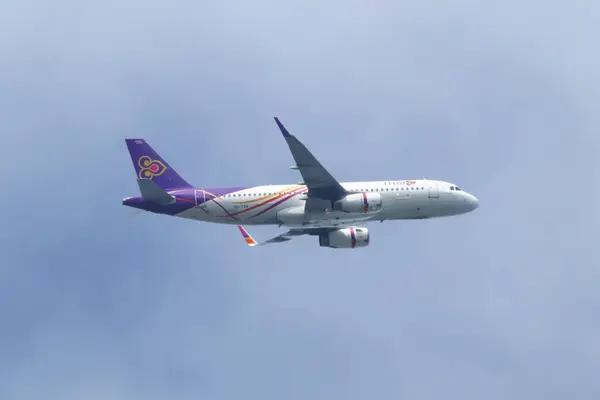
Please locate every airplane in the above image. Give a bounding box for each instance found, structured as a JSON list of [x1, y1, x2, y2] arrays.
[[122, 117, 479, 248]]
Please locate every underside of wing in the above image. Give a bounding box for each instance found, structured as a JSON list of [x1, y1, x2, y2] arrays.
[[287, 214, 374, 229], [304, 196, 331, 214], [237, 225, 334, 247], [237, 222, 374, 250]]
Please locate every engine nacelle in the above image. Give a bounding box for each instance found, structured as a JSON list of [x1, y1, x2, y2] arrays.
[[319, 227, 370, 249], [333, 193, 382, 214]]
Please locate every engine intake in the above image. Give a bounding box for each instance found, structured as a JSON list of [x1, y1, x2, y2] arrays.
[[319, 227, 370, 249], [333, 193, 382, 214]]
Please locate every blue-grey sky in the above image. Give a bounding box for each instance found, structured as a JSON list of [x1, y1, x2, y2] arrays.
[[2, 1, 599, 399]]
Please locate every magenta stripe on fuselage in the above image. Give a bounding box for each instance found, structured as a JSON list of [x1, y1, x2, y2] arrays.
[[248, 187, 309, 219]]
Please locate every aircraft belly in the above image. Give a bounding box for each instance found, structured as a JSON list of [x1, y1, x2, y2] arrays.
[[177, 206, 209, 221]]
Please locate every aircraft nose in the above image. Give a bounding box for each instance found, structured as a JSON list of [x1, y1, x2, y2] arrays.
[[466, 193, 479, 211]]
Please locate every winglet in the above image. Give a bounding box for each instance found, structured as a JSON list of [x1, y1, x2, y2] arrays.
[[238, 225, 259, 246], [274, 117, 292, 138]]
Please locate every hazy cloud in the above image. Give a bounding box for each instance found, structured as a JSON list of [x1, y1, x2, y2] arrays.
[[1, 1, 599, 399]]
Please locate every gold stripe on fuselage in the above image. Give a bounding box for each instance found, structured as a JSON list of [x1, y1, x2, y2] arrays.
[[231, 185, 302, 204]]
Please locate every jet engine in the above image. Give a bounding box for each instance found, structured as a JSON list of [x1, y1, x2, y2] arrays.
[[333, 193, 382, 214], [319, 227, 370, 249]]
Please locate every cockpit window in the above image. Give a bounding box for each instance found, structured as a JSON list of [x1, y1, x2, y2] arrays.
[[455, 187, 462, 191], [450, 186, 455, 191]]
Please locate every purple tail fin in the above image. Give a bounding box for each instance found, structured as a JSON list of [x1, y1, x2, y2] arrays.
[[125, 139, 191, 189]]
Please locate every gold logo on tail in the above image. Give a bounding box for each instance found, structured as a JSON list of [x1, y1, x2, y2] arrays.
[[138, 156, 167, 179]]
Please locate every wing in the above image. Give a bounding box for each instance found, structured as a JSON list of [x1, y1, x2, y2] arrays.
[[274, 118, 346, 205], [237, 225, 302, 247], [237, 225, 329, 247]]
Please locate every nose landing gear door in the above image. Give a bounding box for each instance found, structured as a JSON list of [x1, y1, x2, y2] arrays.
[[428, 181, 439, 199]]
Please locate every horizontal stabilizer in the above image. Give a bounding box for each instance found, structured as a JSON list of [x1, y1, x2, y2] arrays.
[[137, 179, 176, 205]]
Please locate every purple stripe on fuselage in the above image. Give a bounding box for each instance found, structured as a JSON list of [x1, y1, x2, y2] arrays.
[[248, 187, 308, 219]]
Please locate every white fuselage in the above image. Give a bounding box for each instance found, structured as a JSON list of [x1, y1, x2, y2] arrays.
[[175, 179, 479, 228]]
